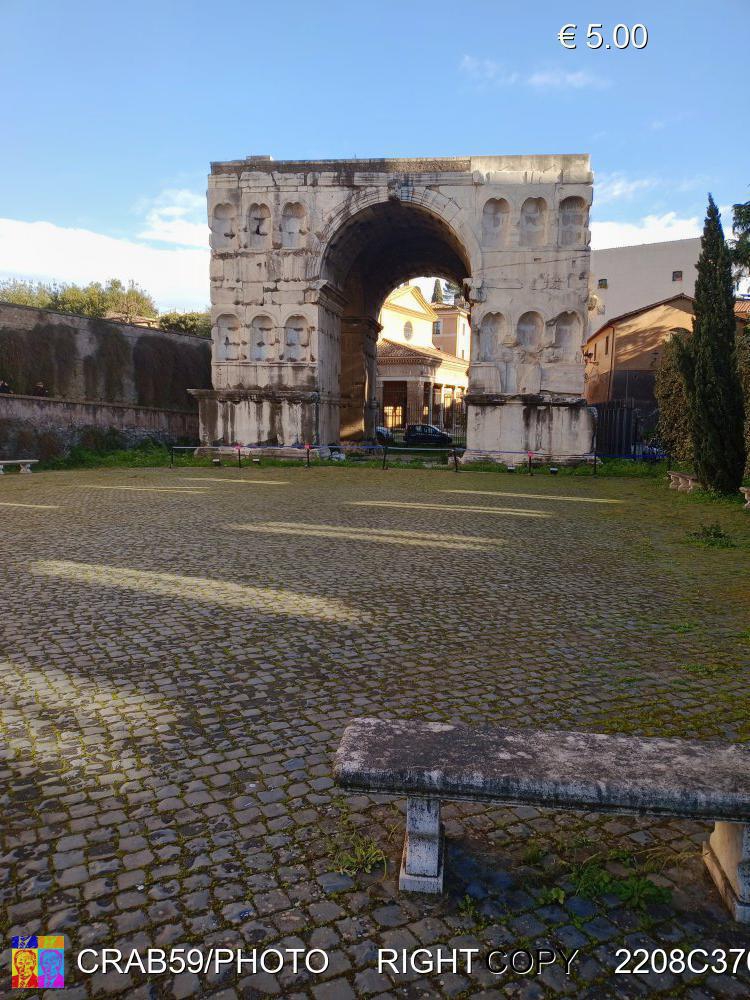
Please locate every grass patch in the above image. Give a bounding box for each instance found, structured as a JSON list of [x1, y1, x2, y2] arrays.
[[538, 886, 566, 906], [522, 840, 546, 866], [41, 441, 209, 471], [457, 893, 493, 929], [669, 621, 697, 634], [332, 832, 387, 877], [565, 853, 671, 909], [686, 522, 736, 548], [460, 459, 668, 478], [325, 800, 387, 878], [678, 661, 730, 677]]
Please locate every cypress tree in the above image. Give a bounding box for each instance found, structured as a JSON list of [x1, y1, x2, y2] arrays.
[[431, 278, 444, 303], [730, 195, 750, 277], [676, 195, 746, 492]]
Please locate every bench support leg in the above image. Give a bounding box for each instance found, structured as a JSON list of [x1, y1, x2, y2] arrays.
[[399, 797, 443, 894], [703, 822, 750, 923]]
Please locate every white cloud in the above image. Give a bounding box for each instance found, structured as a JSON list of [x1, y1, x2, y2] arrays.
[[591, 212, 702, 249], [0, 218, 209, 311], [526, 69, 608, 90], [459, 55, 520, 87], [596, 173, 658, 204], [460, 55, 608, 90], [136, 187, 208, 248]]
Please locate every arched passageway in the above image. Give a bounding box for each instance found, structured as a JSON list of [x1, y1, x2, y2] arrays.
[[319, 200, 472, 440]]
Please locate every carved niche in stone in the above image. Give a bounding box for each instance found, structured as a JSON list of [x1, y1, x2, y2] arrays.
[[282, 315, 312, 362], [516, 311, 545, 355], [481, 198, 510, 247], [559, 197, 588, 247], [210, 204, 236, 250], [250, 314, 277, 362], [246, 203, 271, 250], [476, 312, 509, 361], [553, 311, 583, 356], [280, 203, 307, 249], [520, 198, 547, 247], [214, 313, 242, 361]]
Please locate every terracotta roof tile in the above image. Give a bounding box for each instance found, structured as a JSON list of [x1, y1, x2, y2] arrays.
[[377, 338, 467, 367]]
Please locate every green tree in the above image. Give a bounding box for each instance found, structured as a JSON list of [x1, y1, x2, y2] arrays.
[[431, 278, 444, 303], [654, 333, 692, 463], [729, 194, 750, 281], [0, 277, 157, 320], [444, 280, 462, 302], [53, 281, 107, 317], [158, 310, 212, 337], [675, 195, 746, 492], [99, 278, 158, 320], [737, 324, 750, 473], [0, 279, 55, 309]]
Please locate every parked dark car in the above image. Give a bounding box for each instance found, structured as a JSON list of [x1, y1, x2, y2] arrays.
[[403, 423, 452, 446], [375, 425, 395, 445]]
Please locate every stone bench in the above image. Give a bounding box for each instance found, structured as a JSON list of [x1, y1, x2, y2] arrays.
[[741, 487, 750, 510], [334, 717, 750, 922], [667, 470, 700, 492], [0, 459, 38, 474]]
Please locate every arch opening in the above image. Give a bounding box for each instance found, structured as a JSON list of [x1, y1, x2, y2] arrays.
[[319, 200, 472, 442]]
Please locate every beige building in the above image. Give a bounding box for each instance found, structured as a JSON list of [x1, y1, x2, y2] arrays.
[[584, 293, 748, 425], [589, 238, 700, 324], [584, 294, 694, 419], [432, 300, 471, 360], [376, 285, 468, 430]]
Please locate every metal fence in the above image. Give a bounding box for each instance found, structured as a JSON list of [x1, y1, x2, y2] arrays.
[[593, 399, 641, 458]]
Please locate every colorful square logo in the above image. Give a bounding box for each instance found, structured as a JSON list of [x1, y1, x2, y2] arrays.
[[11, 936, 65, 989]]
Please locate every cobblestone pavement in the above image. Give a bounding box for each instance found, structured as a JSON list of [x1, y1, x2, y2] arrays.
[[2, 465, 750, 999]]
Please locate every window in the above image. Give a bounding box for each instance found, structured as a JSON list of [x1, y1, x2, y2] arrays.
[[403, 321, 413, 341], [593, 343, 598, 360], [672, 270, 683, 282], [605, 335, 610, 355], [598, 278, 608, 289], [432, 320, 442, 336]]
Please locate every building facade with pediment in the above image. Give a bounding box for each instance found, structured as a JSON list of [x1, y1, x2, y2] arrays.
[[376, 284, 468, 432]]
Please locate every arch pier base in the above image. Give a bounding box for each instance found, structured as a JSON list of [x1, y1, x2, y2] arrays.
[[462, 395, 595, 465], [190, 388, 320, 448]]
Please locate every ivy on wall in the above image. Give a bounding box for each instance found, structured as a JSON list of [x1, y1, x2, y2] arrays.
[[133, 335, 211, 409], [0, 313, 211, 408], [83, 323, 131, 400], [0, 323, 77, 395]]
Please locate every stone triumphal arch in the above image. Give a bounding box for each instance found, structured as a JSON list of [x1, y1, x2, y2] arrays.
[[193, 154, 595, 460]]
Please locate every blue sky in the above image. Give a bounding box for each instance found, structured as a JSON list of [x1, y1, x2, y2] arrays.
[[1, 0, 747, 309]]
